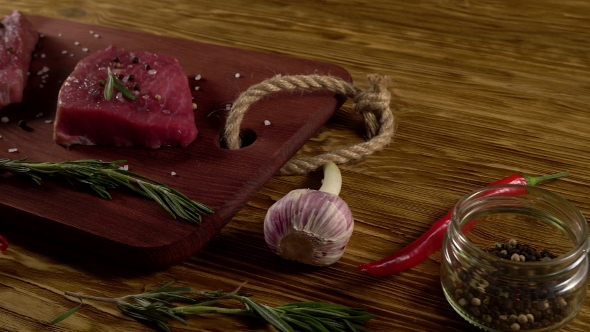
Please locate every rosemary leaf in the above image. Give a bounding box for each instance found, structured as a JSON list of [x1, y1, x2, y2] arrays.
[[112, 73, 138, 101], [280, 314, 314, 331], [236, 296, 295, 332], [132, 296, 152, 307], [50, 300, 82, 324], [104, 67, 115, 101], [282, 313, 329, 332], [343, 319, 362, 332], [150, 280, 177, 292]]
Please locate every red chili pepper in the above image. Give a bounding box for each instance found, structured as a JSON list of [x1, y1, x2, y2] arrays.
[[358, 171, 569, 277], [0, 234, 8, 252]]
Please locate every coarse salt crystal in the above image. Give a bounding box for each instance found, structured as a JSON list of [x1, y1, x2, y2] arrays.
[[170, 171, 176, 176], [162, 109, 170, 114], [8, 148, 17, 153], [94, 33, 100, 38], [264, 120, 271, 126], [89, 30, 94, 34], [45, 120, 53, 124], [1, 117, 8, 123], [40, 53, 46, 58], [82, 47, 89, 52], [39, 33, 45, 38], [276, 73, 282, 78], [194, 74, 201, 80], [118, 165, 129, 171], [235, 73, 241, 78], [148, 69, 156, 75], [116, 92, 124, 102], [42, 66, 49, 73], [194, 86, 200, 91], [35, 112, 43, 118], [39, 84, 44, 88], [0, 134, 2, 139], [74, 41, 80, 46], [61, 50, 68, 54], [225, 104, 231, 110], [58, 33, 62, 37], [70, 53, 75, 57]]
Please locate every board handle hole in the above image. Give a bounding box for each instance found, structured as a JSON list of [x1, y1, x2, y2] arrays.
[[220, 128, 257, 149]]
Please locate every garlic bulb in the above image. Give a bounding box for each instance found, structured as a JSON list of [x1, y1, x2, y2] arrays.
[[263, 162, 354, 266]]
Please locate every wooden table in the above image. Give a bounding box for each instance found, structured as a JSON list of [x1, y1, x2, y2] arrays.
[[2, 1, 590, 331]]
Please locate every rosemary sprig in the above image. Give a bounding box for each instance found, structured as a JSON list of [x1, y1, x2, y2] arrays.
[[0, 158, 213, 223], [53, 281, 375, 332], [105, 67, 137, 101]]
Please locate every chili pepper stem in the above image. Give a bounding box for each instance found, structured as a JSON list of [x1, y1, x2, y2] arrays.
[[524, 171, 569, 186]]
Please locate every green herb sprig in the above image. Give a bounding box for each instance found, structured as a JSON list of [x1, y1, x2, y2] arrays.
[[0, 158, 213, 223], [105, 67, 137, 101], [52, 281, 375, 332]]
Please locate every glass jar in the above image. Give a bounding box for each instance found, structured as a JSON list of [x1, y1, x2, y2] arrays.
[[441, 185, 589, 331]]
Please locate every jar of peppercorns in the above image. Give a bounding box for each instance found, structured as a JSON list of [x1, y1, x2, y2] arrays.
[[440, 185, 589, 331]]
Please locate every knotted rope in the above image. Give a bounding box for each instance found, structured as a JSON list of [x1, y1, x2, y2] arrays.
[[222, 73, 395, 175]]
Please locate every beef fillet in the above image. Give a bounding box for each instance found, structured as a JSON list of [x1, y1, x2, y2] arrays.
[[54, 45, 198, 149], [0, 10, 38, 109]]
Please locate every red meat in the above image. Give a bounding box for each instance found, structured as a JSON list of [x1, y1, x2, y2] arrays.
[[54, 45, 198, 149], [0, 10, 38, 108]]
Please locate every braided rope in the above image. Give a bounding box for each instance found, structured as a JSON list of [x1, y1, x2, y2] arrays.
[[222, 73, 395, 175]]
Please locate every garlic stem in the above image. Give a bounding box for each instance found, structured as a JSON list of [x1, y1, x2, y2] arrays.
[[318, 161, 342, 196]]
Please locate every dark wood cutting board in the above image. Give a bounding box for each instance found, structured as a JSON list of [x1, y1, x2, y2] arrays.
[[0, 16, 351, 268]]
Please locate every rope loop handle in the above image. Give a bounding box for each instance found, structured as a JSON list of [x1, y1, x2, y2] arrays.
[[222, 73, 395, 175]]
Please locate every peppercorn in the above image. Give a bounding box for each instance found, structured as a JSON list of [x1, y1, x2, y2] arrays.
[[18, 120, 32, 132], [145, 64, 151, 70], [99, 80, 105, 86], [132, 57, 139, 63], [128, 74, 135, 81], [133, 83, 139, 90], [113, 56, 120, 62]]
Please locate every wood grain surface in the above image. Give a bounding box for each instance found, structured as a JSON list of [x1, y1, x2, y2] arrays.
[[2, 1, 590, 331]]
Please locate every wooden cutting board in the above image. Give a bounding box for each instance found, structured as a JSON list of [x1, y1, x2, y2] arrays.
[[0, 16, 351, 269]]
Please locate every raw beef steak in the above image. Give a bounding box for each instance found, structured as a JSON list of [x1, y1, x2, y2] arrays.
[[54, 45, 198, 148], [0, 10, 38, 109]]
